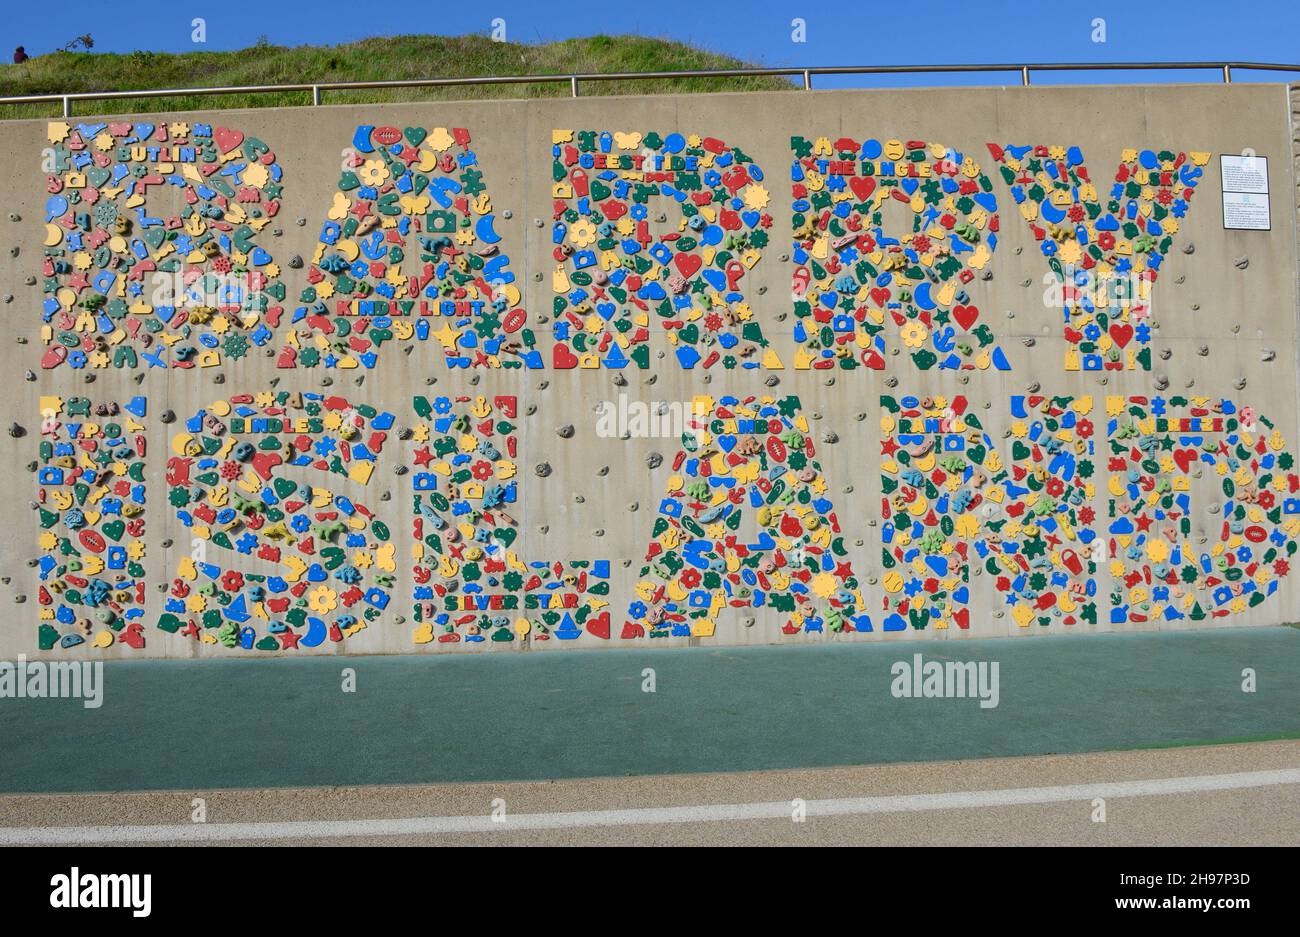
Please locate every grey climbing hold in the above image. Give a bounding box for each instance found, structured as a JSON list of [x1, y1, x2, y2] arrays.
[[535, 462, 552, 478], [557, 424, 574, 439], [646, 452, 663, 470]]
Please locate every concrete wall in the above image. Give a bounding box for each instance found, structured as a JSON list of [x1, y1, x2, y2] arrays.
[[3, 82, 1298, 659]]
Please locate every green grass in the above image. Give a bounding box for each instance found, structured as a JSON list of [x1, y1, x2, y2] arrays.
[[0, 34, 795, 120]]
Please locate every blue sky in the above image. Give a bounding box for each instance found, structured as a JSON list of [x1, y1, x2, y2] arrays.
[[3, 0, 1298, 87]]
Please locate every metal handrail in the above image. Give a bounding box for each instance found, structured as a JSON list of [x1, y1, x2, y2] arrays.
[[3, 60, 1299, 118]]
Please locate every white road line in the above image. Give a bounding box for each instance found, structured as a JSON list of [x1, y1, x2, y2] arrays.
[[3, 768, 1297, 844]]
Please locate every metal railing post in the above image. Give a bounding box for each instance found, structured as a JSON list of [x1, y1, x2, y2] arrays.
[[803, 69, 812, 90], [312, 85, 321, 106], [1223, 65, 1232, 83], [1021, 66, 1031, 86], [570, 76, 579, 98], [61, 95, 70, 118]]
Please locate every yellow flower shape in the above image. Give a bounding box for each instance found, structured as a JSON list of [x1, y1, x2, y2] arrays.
[[900, 320, 928, 348], [358, 159, 390, 188], [308, 585, 338, 614], [569, 218, 597, 248]]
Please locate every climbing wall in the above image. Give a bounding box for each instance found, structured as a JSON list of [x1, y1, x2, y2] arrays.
[[2, 82, 1297, 658]]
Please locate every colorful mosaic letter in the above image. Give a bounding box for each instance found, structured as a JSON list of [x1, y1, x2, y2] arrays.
[[284, 126, 535, 371], [1106, 396, 1300, 623], [880, 394, 1098, 630], [791, 137, 1010, 371], [159, 392, 395, 650], [625, 395, 868, 638], [409, 395, 611, 645], [551, 130, 775, 370], [36, 396, 149, 650], [41, 121, 285, 371], [988, 144, 1209, 371]]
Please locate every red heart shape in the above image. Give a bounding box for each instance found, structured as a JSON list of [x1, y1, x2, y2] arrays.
[[849, 175, 876, 203], [552, 343, 578, 369], [1109, 323, 1134, 348], [870, 287, 891, 307], [586, 612, 610, 640], [673, 253, 702, 279], [214, 126, 244, 154], [952, 304, 979, 331]]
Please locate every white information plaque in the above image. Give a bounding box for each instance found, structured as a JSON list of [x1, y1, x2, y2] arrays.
[[1221, 155, 1270, 230]]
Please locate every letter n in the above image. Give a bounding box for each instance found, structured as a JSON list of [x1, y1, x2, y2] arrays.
[[880, 394, 1099, 630]]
